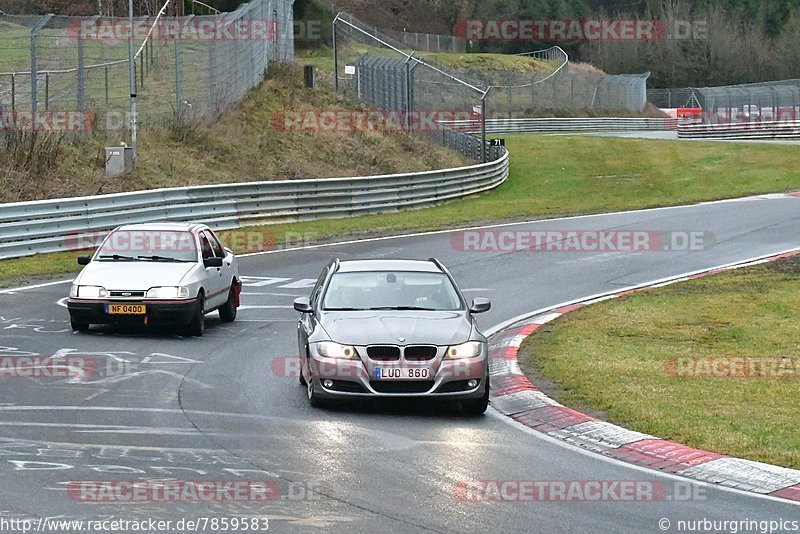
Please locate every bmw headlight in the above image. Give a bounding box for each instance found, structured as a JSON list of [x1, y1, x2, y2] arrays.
[[75, 286, 107, 298], [446, 341, 482, 359], [146, 286, 190, 299], [316, 341, 357, 359]]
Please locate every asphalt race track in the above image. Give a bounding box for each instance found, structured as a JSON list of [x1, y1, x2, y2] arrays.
[[1, 196, 799, 533]]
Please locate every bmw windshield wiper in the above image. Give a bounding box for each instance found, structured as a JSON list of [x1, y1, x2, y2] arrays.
[[368, 306, 437, 311], [98, 254, 137, 261], [137, 255, 192, 262]]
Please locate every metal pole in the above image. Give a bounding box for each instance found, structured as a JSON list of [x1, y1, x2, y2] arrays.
[[31, 25, 38, 119], [45, 73, 49, 110], [174, 29, 181, 122], [481, 91, 488, 163], [78, 34, 86, 111], [11, 74, 15, 111], [104, 66, 109, 104], [128, 0, 137, 161], [403, 54, 415, 132], [332, 14, 339, 93]]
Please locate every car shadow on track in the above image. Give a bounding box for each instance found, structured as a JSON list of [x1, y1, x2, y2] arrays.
[[306, 395, 486, 419], [73, 317, 224, 339]]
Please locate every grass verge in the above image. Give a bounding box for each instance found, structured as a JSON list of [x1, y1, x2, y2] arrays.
[[2, 133, 800, 287], [518, 255, 800, 469]]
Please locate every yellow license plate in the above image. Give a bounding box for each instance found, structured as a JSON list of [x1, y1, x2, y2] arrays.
[[106, 304, 146, 315]]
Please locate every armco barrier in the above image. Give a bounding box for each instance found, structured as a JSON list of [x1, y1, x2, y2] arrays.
[[442, 117, 676, 134], [0, 150, 509, 259], [678, 120, 800, 139]]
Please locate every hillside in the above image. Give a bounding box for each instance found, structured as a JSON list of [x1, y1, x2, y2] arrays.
[[0, 63, 468, 203]]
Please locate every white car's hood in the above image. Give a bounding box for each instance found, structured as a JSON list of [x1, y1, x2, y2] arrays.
[[74, 261, 198, 291]]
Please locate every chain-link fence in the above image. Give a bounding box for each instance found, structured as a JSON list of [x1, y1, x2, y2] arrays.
[[647, 87, 700, 109], [693, 80, 800, 124], [0, 0, 294, 134], [381, 29, 465, 53], [333, 12, 501, 163], [333, 11, 649, 143]]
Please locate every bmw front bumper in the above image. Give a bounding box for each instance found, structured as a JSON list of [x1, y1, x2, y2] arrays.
[[306, 344, 488, 400]]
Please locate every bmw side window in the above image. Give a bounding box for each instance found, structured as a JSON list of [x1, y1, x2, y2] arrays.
[[205, 231, 225, 258], [200, 235, 214, 260]]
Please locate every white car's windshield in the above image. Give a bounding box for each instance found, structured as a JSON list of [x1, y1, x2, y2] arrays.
[[323, 271, 463, 311], [95, 230, 198, 262]]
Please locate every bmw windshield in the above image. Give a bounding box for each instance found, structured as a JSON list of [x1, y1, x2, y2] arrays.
[[322, 271, 464, 311]]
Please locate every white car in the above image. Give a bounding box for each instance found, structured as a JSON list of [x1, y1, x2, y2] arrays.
[[67, 223, 241, 336]]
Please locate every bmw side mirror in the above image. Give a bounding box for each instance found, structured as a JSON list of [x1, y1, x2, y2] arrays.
[[470, 297, 491, 314], [294, 297, 313, 314], [204, 257, 223, 268], [77, 256, 91, 266]]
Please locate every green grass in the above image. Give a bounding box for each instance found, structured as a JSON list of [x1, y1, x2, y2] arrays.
[[519, 256, 800, 469], [296, 47, 556, 80], [3, 133, 800, 287], [422, 52, 554, 73]]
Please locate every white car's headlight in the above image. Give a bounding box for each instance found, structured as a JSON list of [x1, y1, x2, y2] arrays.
[[446, 341, 482, 359], [316, 342, 357, 359], [75, 286, 107, 298], [146, 286, 191, 299]]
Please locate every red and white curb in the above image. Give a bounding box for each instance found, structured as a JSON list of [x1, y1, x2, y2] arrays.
[[488, 248, 800, 502]]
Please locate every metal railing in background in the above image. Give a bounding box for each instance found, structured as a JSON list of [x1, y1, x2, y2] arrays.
[[678, 120, 800, 139], [693, 79, 800, 125], [443, 117, 676, 134], [0, 153, 509, 260], [0, 0, 294, 131]]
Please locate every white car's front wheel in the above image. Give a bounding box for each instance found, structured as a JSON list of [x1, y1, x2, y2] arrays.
[[186, 294, 205, 337], [219, 286, 237, 323]]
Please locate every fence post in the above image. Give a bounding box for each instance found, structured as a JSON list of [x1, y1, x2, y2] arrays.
[[78, 32, 86, 112], [45, 73, 49, 110], [481, 91, 488, 163], [208, 34, 218, 112], [174, 26, 182, 122], [332, 14, 339, 93], [104, 66, 109, 105], [30, 14, 54, 120], [10, 74, 15, 111]]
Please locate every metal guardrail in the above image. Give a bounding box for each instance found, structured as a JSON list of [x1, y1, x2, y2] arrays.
[[678, 121, 800, 139], [442, 117, 676, 134], [0, 150, 509, 259]]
